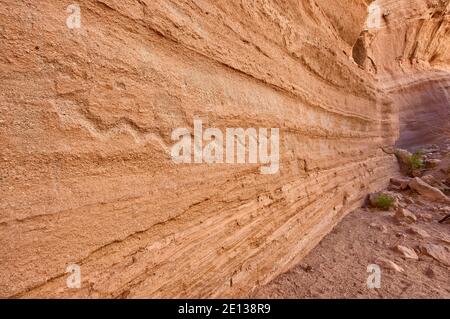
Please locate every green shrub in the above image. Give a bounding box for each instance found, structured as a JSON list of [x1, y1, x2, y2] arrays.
[[375, 194, 395, 210], [407, 150, 424, 170]]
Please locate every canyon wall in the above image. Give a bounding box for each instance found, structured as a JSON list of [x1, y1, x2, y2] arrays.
[[0, 0, 400, 297], [359, 0, 450, 149]]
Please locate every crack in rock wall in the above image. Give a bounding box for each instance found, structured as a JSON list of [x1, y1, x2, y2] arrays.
[[0, 0, 403, 297]]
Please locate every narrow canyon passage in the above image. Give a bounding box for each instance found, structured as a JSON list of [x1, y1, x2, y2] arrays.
[[362, 0, 450, 149]]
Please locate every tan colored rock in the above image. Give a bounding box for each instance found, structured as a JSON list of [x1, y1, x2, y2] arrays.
[[394, 149, 412, 167], [375, 257, 404, 273], [394, 245, 419, 260], [369, 223, 388, 233], [370, 0, 450, 149], [421, 175, 450, 194], [409, 177, 450, 203], [0, 0, 401, 298], [390, 177, 411, 190], [407, 226, 430, 239], [438, 233, 450, 245], [394, 208, 417, 224], [0, 0, 448, 299], [419, 244, 450, 266], [425, 159, 441, 168]]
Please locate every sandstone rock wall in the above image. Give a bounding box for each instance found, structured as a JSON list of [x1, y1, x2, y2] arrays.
[[1, 0, 399, 297], [361, 0, 450, 148]]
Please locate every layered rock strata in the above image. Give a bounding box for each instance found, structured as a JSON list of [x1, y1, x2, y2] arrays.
[[358, 0, 450, 148], [1, 0, 401, 297]]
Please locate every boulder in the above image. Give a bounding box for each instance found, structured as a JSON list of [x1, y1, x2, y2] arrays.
[[419, 244, 450, 266], [394, 149, 412, 166], [409, 177, 450, 203], [421, 175, 450, 194]]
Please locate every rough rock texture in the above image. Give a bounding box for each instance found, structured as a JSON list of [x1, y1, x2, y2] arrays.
[[409, 177, 450, 203], [1, 0, 439, 298], [359, 0, 450, 148], [254, 189, 450, 298]]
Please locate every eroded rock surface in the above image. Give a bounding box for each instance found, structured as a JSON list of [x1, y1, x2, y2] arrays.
[[360, 0, 450, 148], [254, 143, 450, 298], [0, 0, 447, 298]]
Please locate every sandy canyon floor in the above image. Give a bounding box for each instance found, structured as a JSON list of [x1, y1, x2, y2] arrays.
[[254, 144, 450, 298]]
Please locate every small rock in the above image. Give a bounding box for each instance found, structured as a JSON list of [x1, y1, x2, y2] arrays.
[[394, 208, 417, 224], [388, 184, 402, 191], [423, 144, 439, 153], [439, 206, 450, 212], [375, 257, 404, 273], [395, 232, 407, 238], [411, 169, 424, 177], [390, 177, 411, 190], [407, 226, 430, 238], [419, 244, 450, 266], [300, 263, 313, 272], [394, 245, 419, 260], [424, 267, 435, 279], [404, 197, 415, 205], [369, 223, 388, 233], [425, 159, 441, 168], [439, 214, 450, 224]]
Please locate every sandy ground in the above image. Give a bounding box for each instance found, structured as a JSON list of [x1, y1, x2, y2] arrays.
[[254, 145, 450, 298]]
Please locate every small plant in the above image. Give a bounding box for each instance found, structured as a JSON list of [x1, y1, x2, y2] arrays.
[[374, 194, 395, 211], [407, 150, 424, 170]]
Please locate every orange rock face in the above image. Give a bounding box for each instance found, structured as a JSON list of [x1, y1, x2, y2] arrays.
[[0, 0, 446, 298], [359, 0, 450, 148]]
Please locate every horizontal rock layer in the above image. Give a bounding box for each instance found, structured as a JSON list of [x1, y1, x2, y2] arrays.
[[1, 0, 402, 297]]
